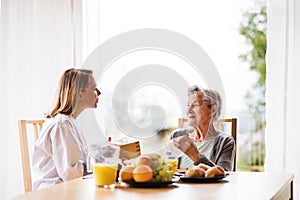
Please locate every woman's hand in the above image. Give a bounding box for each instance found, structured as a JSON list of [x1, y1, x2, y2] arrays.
[[172, 135, 200, 162]]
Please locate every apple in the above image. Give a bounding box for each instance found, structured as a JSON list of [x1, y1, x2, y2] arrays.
[[136, 155, 153, 168]]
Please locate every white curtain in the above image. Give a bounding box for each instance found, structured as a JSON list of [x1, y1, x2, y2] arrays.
[[0, 0, 82, 198], [82, 0, 101, 61], [266, 0, 300, 198]]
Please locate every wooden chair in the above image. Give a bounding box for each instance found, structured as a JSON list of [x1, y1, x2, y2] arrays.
[[18, 119, 45, 192], [119, 141, 141, 161], [178, 117, 237, 171]]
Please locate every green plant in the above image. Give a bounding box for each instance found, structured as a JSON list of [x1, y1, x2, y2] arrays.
[[239, 1, 266, 115], [238, 0, 266, 172]]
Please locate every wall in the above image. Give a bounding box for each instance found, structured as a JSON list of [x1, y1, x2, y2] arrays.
[[266, 0, 300, 198]]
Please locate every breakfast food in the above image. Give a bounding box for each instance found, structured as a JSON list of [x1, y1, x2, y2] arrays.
[[133, 165, 153, 182], [119, 165, 135, 181], [185, 167, 205, 178], [205, 165, 225, 178], [198, 163, 210, 171], [185, 164, 226, 178], [119, 153, 174, 183], [135, 155, 153, 168]]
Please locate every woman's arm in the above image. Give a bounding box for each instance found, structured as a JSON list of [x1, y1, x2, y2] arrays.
[[213, 135, 235, 171], [172, 135, 200, 162]]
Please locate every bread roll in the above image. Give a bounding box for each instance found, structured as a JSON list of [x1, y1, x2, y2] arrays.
[[197, 163, 210, 171], [205, 165, 225, 178], [185, 167, 205, 178], [215, 165, 225, 176]]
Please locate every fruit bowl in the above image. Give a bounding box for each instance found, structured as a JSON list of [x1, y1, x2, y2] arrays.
[[121, 176, 179, 188], [119, 153, 176, 184]]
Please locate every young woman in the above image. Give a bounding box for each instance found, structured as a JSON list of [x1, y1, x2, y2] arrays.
[[32, 68, 101, 190]]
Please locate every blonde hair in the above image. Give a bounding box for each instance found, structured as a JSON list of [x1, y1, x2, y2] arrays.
[[46, 68, 93, 118]]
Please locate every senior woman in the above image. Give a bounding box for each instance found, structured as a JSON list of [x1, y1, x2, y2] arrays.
[[169, 85, 235, 171]]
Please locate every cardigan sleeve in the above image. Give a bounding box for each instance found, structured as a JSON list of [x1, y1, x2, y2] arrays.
[[212, 133, 235, 171]]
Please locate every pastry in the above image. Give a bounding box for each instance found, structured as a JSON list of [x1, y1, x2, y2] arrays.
[[205, 165, 225, 178], [185, 167, 205, 178], [197, 163, 210, 171]]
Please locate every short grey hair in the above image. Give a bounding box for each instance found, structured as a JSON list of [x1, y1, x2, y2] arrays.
[[187, 85, 222, 121]]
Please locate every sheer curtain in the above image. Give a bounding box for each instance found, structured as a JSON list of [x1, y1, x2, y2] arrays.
[[82, 0, 101, 61], [0, 0, 82, 198], [266, 0, 300, 198]]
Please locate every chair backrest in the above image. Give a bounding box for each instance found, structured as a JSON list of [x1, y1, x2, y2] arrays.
[[18, 119, 45, 192], [177, 117, 237, 171], [119, 141, 141, 161]]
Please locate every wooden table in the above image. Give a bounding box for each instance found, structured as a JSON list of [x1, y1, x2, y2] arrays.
[[13, 172, 293, 200]]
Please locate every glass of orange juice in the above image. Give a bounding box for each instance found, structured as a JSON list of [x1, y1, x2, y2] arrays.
[[163, 141, 182, 173], [165, 156, 178, 173], [90, 143, 120, 188], [93, 163, 118, 187]]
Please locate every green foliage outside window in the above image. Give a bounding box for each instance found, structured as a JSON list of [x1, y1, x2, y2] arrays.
[[238, 0, 266, 171], [239, 1, 266, 115]]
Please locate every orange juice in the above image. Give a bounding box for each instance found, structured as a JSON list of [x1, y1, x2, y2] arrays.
[[166, 159, 178, 173], [93, 163, 118, 186]]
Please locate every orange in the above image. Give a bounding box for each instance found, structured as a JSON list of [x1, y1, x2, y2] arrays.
[[119, 165, 135, 181], [133, 165, 153, 182]]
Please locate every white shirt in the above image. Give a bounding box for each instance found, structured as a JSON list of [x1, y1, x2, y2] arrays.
[[32, 114, 88, 191]]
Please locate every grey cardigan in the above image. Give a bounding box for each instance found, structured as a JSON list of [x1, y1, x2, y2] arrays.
[[169, 128, 235, 171]]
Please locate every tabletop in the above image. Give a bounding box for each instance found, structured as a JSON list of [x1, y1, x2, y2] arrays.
[[13, 172, 294, 200]]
